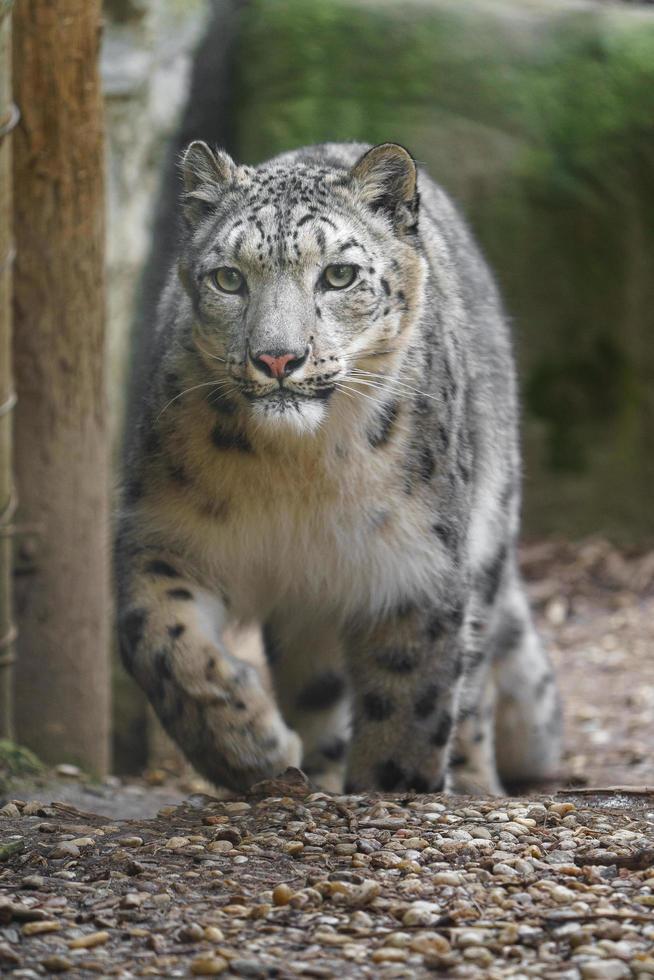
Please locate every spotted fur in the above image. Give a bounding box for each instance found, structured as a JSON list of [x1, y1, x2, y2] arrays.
[[116, 141, 561, 794]]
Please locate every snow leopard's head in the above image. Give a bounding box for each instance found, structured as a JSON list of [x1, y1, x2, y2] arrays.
[[178, 141, 426, 435]]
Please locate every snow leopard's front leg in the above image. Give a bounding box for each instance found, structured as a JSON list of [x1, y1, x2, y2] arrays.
[[344, 602, 464, 793], [116, 545, 301, 792]]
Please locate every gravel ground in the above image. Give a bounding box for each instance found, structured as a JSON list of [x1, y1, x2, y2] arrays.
[[1, 780, 654, 978], [1, 540, 653, 978]]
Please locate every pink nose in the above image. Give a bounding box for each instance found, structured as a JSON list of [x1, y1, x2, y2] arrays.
[[251, 348, 308, 379]]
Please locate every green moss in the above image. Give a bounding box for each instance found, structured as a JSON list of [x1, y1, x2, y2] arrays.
[[0, 740, 43, 794]]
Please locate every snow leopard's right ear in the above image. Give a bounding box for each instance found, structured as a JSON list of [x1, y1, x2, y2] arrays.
[[180, 141, 236, 223], [349, 143, 419, 236]]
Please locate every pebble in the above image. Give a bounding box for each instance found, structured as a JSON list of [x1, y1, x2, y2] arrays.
[[432, 871, 463, 885], [67, 931, 110, 949], [580, 961, 631, 979], [22, 920, 61, 936], [190, 956, 229, 975], [409, 933, 451, 957], [49, 843, 80, 860], [55, 763, 81, 779], [165, 835, 191, 849], [231, 959, 268, 977], [371, 948, 408, 962], [177, 923, 204, 942], [273, 883, 294, 905], [551, 885, 577, 903], [402, 901, 441, 926], [0, 803, 20, 818], [350, 911, 373, 930], [118, 836, 143, 847], [20, 875, 44, 889], [224, 802, 251, 814], [40, 955, 73, 973], [455, 929, 488, 948]]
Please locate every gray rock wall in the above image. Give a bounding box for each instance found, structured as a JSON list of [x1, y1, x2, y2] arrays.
[[102, 0, 208, 446]]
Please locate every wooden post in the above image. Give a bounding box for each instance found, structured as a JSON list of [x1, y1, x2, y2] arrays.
[[11, 0, 110, 774], [0, 0, 17, 739]]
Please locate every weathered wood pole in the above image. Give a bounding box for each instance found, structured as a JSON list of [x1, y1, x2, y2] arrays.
[[0, 0, 17, 739], [12, 0, 110, 773]]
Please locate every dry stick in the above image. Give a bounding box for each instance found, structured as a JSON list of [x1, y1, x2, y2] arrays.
[[558, 785, 654, 795]]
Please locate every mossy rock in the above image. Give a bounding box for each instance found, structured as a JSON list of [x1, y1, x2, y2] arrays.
[[0, 740, 43, 794], [231, 0, 654, 542]]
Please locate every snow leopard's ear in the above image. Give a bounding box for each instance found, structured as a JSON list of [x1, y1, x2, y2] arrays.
[[349, 143, 419, 235], [180, 141, 236, 223]]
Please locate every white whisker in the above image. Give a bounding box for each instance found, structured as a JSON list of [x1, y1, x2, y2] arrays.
[[156, 379, 233, 420], [194, 339, 228, 363], [350, 369, 441, 403]]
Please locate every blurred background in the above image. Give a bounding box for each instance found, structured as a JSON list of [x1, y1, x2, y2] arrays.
[[2, 0, 654, 794]]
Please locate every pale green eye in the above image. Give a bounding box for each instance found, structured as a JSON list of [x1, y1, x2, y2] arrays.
[[212, 266, 244, 293], [323, 264, 357, 290]]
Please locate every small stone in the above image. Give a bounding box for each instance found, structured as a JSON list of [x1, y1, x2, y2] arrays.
[[549, 802, 576, 817], [273, 883, 294, 905], [0, 803, 20, 818], [580, 962, 630, 979], [207, 840, 233, 854], [120, 893, 146, 909], [41, 955, 73, 973], [231, 959, 268, 977], [55, 763, 81, 779], [118, 836, 143, 847], [0, 943, 19, 965], [224, 802, 251, 814], [190, 956, 228, 975], [20, 875, 44, 889], [165, 835, 191, 849], [22, 920, 61, 935], [455, 929, 487, 948], [70, 837, 95, 848], [383, 932, 411, 948], [492, 862, 517, 876], [432, 871, 463, 886], [410, 933, 451, 957], [49, 842, 80, 860], [22, 801, 46, 816], [371, 948, 408, 962], [203, 926, 225, 943], [350, 911, 373, 930], [402, 901, 442, 926], [463, 947, 494, 966], [285, 841, 304, 855], [67, 930, 110, 949], [551, 885, 576, 904], [177, 923, 204, 943]]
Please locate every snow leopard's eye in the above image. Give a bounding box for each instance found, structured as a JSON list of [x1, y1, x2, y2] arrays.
[[322, 264, 358, 290], [212, 267, 244, 294]]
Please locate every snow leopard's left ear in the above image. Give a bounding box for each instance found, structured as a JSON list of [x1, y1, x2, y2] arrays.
[[349, 143, 419, 235], [180, 141, 237, 224]]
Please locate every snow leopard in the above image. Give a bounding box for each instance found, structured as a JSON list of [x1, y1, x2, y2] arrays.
[[115, 140, 562, 795]]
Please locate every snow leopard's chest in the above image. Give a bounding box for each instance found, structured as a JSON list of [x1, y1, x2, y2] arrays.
[[153, 438, 449, 624]]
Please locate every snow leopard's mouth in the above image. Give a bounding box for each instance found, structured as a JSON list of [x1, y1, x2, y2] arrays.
[[244, 385, 335, 405]]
